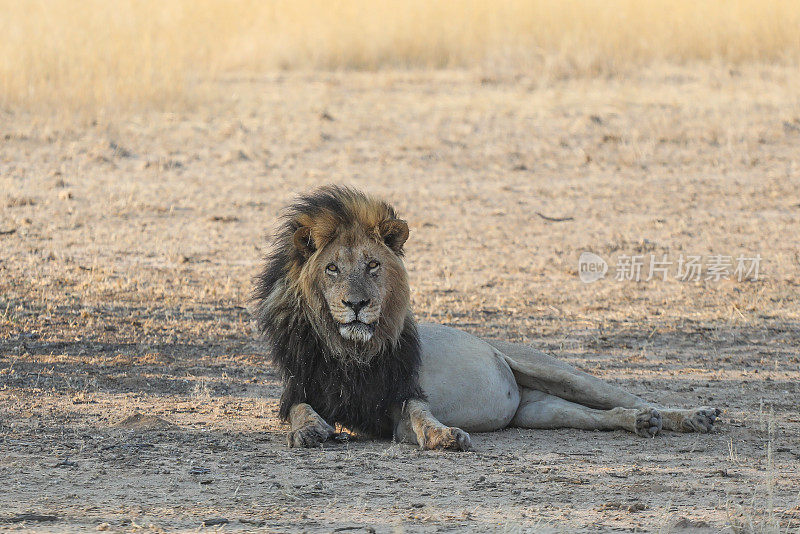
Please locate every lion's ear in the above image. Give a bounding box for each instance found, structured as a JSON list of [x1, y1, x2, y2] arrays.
[[293, 226, 316, 258], [378, 219, 409, 255]]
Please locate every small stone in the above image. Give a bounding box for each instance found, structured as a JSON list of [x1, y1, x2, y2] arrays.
[[188, 466, 211, 475]]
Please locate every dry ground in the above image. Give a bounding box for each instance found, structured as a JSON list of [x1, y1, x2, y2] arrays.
[[1, 65, 800, 532]]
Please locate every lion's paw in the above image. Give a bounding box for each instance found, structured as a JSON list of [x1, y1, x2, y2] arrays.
[[681, 407, 721, 433], [421, 426, 472, 451], [635, 408, 662, 438], [287, 419, 335, 448], [449, 428, 472, 451]]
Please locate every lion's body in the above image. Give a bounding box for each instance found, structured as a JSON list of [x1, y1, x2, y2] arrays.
[[253, 186, 720, 450], [417, 324, 519, 432]]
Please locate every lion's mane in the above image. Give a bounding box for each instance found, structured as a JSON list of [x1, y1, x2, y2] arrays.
[[252, 186, 423, 437]]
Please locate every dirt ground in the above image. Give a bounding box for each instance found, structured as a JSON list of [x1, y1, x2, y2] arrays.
[[2, 65, 799, 533]]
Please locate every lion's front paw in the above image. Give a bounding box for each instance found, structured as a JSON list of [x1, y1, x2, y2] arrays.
[[635, 408, 662, 438], [681, 407, 721, 433], [287, 420, 335, 448], [420, 426, 472, 451]]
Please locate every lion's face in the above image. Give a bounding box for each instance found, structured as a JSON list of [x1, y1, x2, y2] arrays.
[[254, 187, 413, 364], [314, 237, 388, 343], [292, 218, 410, 358]]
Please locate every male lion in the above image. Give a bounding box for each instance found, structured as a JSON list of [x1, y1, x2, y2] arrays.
[[252, 186, 720, 450]]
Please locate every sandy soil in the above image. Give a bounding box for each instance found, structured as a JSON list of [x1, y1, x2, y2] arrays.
[[1, 65, 799, 533]]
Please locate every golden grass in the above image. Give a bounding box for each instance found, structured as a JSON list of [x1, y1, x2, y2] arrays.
[[3, 0, 800, 114]]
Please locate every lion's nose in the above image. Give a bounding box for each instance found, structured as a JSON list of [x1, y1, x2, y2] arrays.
[[342, 299, 370, 315]]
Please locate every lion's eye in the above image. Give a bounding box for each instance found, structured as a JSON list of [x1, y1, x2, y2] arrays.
[[325, 263, 339, 274], [367, 260, 380, 271]]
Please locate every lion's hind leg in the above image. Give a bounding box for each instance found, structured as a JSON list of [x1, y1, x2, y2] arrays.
[[511, 388, 662, 438], [490, 340, 649, 410], [659, 407, 722, 433]]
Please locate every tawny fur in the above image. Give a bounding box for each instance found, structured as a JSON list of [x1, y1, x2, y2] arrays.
[[252, 185, 721, 450]]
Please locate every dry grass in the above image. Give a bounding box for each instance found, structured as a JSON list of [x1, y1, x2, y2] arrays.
[[2, 65, 800, 531], [726, 410, 799, 534], [3, 0, 800, 115]]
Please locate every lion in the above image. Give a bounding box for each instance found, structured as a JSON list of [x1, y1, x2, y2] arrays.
[[252, 185, 721, 450]]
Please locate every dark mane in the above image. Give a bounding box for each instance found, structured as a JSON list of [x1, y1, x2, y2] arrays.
[[251, 185, 423, 437]]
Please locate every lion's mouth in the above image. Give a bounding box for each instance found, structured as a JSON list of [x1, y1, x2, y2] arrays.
[[338, 321, 376, 343]]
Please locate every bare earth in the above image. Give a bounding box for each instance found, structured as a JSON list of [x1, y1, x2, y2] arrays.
[[1, 65, 799, 533]]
